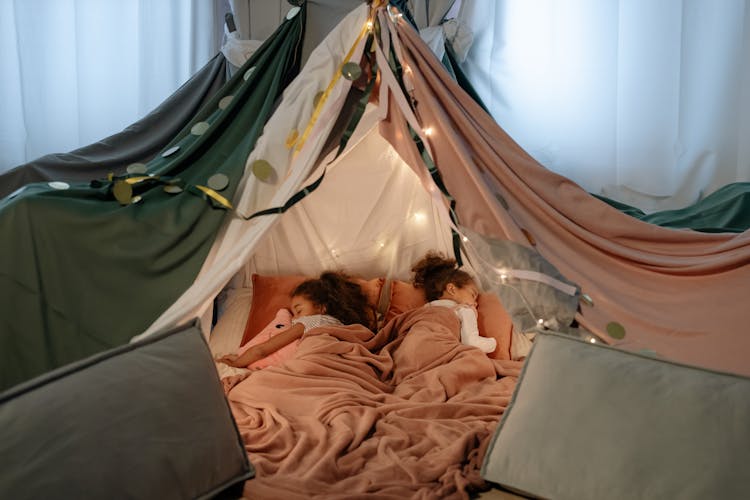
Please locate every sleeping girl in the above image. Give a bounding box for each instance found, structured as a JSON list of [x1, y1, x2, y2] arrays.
[[411, 252, 535, 360], [216, 271, 375, 370], [411, 252, 498, 353]]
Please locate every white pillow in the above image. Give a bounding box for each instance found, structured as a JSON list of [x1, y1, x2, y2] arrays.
[[482, 333, 750, 500], [209, 288, 254, 379]]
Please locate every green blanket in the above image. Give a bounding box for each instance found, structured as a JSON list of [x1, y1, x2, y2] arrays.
[[595, 182, 750, 233], [0, 8, 305, 391]]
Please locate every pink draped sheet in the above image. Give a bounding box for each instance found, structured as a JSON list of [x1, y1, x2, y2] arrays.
[[377, 15, 750, 375], [226, 306, 521, 499]]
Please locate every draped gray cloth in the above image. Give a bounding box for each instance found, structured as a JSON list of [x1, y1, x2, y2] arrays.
[[0, 53, 227, 199]]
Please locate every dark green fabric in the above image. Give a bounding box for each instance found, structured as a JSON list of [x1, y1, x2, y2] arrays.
[[443, 42, 490, 115], [594, 182, 750, 233], [0, 8, 306, 391]]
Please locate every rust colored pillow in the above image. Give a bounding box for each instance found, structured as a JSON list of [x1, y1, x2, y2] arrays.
[[384, 280, 427, 323], [385, 280, 513, 360], [476, 292, 513, 360], [240, 274, 384, 346]]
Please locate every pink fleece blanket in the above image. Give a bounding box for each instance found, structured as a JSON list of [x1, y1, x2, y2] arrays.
[[226, 305, 521, 499]]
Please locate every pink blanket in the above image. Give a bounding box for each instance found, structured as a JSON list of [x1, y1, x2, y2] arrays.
[[227, 306, 521, 499]]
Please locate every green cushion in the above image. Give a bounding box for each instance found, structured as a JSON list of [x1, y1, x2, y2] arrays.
[[482, 333, 750, 499], [0, 322, 252, 499]]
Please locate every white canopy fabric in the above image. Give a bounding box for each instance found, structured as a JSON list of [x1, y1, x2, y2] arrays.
[[139, 5, 455, 339]]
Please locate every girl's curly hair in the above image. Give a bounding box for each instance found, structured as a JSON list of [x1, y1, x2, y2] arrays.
[[411, 252, 475, 301], [291, 271, 376, 330]]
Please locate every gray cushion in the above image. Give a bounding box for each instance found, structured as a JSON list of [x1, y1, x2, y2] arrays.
[[482, 332, 750, 500], [0, 321, 253, 500]]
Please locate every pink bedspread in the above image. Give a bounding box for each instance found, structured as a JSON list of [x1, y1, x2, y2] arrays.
[[227, 305, 521, 499]]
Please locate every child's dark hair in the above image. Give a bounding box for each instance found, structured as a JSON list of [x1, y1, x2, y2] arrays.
[[291, 271, 375, 329], [411, 252, 476, 301]]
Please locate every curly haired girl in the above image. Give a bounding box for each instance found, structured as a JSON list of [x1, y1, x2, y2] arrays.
[[411, 252, 497, 353], [217, 271, 374, 368]]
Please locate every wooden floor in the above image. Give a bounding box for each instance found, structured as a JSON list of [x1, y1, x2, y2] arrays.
[[475, 486, 530, 500]]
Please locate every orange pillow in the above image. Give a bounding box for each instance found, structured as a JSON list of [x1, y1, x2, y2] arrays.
[[476, 292, 513, 360], [384, 280, 427, 322], [240, 274, 384, 346], [385, 280, 513, 360]]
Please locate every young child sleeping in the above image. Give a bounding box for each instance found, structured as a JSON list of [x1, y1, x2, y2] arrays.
[[411, 252, 498, 353], [411, 251, 534, 360], [215, 271, 375, 376]]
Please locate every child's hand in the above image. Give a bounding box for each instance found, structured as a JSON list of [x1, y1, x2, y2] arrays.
[[216, 354, 241, 367]]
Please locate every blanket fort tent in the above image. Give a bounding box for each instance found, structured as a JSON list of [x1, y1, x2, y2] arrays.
[[142, 2, 750, 378], [1, 0, 745, 390], [1, 1, 749, 498]]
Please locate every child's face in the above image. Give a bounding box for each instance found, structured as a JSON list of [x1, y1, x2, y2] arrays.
[[446, 282, 479, 307], [290, 294, 324, 319]]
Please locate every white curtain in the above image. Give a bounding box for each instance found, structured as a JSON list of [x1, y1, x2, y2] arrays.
[[0, 0, 226, 173], [459, 0, 750, 211]]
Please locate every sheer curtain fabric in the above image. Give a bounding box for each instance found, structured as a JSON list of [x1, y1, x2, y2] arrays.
[[0, 0, 225, 173], [459, 0, 750, 211]]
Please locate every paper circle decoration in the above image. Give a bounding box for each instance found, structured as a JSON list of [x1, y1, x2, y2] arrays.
[[207, 173, 230, 191], [286, 6, 301, 19], [341, 62, 362, 81], [161, 146, 180, 158], [606, 321, 626, 339], [252, 159, 274, 182], [191, 121, 210, 136], [218, 95, 234, 110], [113, 181, 133, 205], [126, 163, 147, 174]]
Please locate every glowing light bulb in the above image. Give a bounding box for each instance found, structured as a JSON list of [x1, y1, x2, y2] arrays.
[[537, 318, 544, 326], [461, 236, 469, 242], [495, 267, 509, 282], [589, 337, 597, 344], [423, 127, 434, 137], [366, 20, 373, 31]]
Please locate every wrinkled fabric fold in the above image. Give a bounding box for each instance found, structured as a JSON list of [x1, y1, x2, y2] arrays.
[[0, 53, 228, 199], [228, 306, 520, 499]]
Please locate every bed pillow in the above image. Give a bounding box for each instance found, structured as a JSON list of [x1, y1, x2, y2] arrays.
[[385, 280, 513, 360], [240, 274, 384, 346], [209, 288, 254, 356], [476, 292, 513, 360], [482, 332, 750, 499]]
